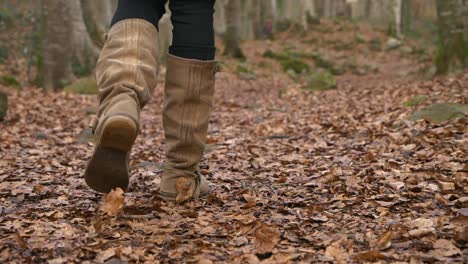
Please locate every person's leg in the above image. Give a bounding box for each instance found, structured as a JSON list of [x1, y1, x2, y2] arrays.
[[168, 0, 216, 60], [111, 0, 166, 29], [84, 0, 163, 193], [160, 0, 217, 203]]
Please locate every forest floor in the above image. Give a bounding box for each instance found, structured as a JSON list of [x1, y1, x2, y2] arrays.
[[0, 21, 467, 263]]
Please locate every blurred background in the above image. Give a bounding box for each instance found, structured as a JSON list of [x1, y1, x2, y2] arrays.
[[0, 0, 466, 117]]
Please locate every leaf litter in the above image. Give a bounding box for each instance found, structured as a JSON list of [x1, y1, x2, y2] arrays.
[[0, 20, 467, 263]]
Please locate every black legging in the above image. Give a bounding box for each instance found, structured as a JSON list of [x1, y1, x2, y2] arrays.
[[111, 0, 216, 61]]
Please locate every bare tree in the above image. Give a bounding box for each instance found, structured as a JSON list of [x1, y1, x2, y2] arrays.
[[41, 0, 74, 91], [224, 0, 244, 58], [435, 0, 468, 74], [40, 0, 114, 90]]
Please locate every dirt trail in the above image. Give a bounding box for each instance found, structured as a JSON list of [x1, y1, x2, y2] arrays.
[[0, 22, 467, 263]]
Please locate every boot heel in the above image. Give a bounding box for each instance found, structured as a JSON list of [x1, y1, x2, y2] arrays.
[[99, 116, 137, 151], [84, 116, 136, 193]]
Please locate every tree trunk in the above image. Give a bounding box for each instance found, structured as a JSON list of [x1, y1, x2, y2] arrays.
[[69, 0, 100, 73], [214, 0, 227, 36], [224, 0, 244, 58], [435, 0, 468, 74], [41, 0, 74, 91], [262, 0, 275, 37], [401, 0, 412, 35], [395, 0, 403, 37], [252, 0, 262, 39], [40, 0, 102, 91]]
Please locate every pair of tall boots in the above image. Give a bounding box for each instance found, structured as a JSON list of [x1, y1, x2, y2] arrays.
[[83, 19, 215, 203]]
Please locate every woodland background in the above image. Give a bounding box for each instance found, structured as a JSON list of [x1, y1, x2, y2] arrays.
[[0, 0, 467, 263]]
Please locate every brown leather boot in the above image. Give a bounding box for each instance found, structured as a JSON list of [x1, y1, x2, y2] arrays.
[[159, 54, 217, 203], [84, 19, 159, 193]]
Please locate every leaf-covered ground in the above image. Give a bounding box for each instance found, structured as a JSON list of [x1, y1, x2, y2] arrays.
[[1, 21, 467, 263]]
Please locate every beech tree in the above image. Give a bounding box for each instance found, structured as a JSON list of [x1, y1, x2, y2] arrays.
[[435, 0, 468, 74], [40, 0, 115, 91], [224, 0, 244, 58]]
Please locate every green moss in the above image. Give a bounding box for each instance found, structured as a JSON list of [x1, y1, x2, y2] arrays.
[[403, 95, 427, 107], [0, 8, 12, 27], [310, 53, 333, 69], [263, 49, 310, 74], [435, 33, 468, 75], [369, 38, 382, 52], [281, 58, 309, 74], [64, 76, 97, 95], [0, 75, 19, 88], [410, 103, 467, 123], [304, 71, 337, 91], [0, 44, 7, 63], [0, 91, 7, 121], [257, 60, 272, 69], [236, 63, 253, 74], [72, 46, 94, 77], [355, 34, 366, 44]]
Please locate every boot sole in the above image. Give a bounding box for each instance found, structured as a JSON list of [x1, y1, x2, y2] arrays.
[[84, 116, 137, 193]]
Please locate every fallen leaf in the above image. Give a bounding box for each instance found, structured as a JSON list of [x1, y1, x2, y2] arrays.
[[254, 223, 280, 254], [437, 181, 455, 191], [100, 188, 125, 216], [433, 239, 461, 257], [325, 238, 351, 263], [14, 232, 29, 250], [375, 229, 393, 250], [352, 250, 387, 262], [242, 190, 257, 208], [95, 248, 116, 263]]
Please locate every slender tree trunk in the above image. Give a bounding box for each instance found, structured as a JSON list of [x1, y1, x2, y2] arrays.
[[435, 0, 468, 74], [395, 0, 403, 37], [40, 0, 103, 90], [252, 0, 262, 39], [262, 0, 275, 36], [401, 0, 412, 35], [41, 0, 74, 91], [224, 0, 244, 58], [214, 0, 227, 35], [69, 0, 100, 69]]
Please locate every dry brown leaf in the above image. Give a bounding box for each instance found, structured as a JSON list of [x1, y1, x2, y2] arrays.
[[175, 177, 195, 203], [198, 258, 214, 264], [231, 254, 260, 264], [254, 223, 280, 254], [437, 181, 455, 191], [94, 248, 116, 263], [407, 218, 435, 237], [242, 190, 257, 208], [451, 215, 468, 242], [375, 229, 393, 250], [14, 232, 29, 250], [262, 251, 301, 264], [240, 220, 263, 235], [433, 239, 461, 257], [352, 250, 387, 262], [325, 237, 352, 263], [363, 151, 376, 162], [100, 188, 125, 216]]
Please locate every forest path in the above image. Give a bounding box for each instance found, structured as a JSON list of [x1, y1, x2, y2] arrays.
[[0, 21, 467, 263]]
